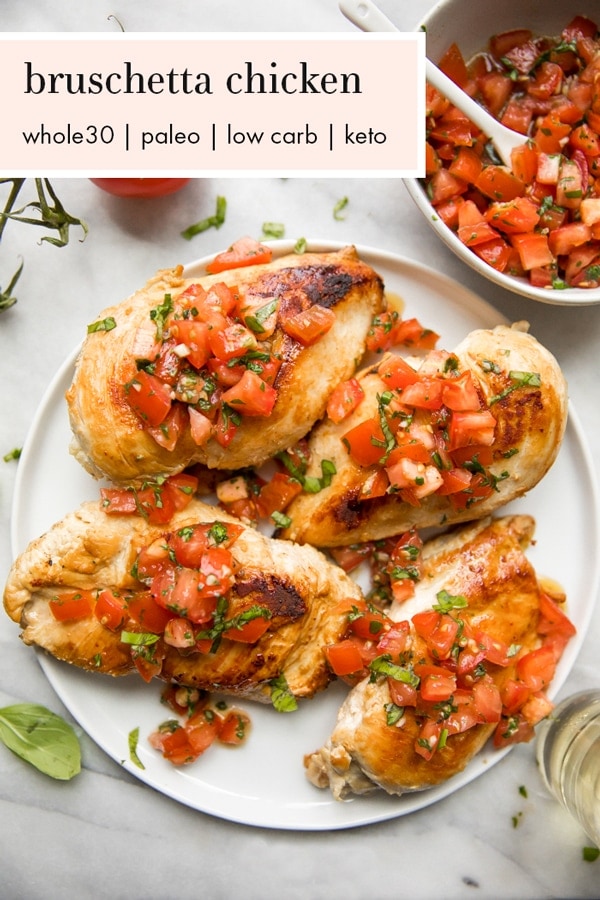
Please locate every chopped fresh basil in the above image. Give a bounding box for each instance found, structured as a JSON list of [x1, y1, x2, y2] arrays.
[[3, 447, 21, 462], [433, 589, 468, 613], [384, 702, 404, 726], [269, 675, 298, 712], [0, 703, 81, 780], [87, 316, 116, 334], [261, 222, 285, 239], [149, 294, 173, 341], [583, 846, 600, 862], [120, 631, 160, 646], [333, 196, 349, 220], [271, 510, 292, 529], [294, 237, 307, 254], [128, 726, 145, 770], [244, 299, 278, 334], [181, 195, 227, 240], [489, 370, 542, 405], [368, 655, 420, 687]]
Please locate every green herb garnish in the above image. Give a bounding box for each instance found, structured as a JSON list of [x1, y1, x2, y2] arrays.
[[0, 703, 81, 780], [181, 195, 227, 240]]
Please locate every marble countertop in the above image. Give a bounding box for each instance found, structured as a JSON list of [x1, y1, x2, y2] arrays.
[[1, 2, 600, 898]]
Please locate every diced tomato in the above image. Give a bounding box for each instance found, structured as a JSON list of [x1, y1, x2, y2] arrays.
[[449, 146, 484, 184], [100, 487, 138, 516], [477, 71, 513, 117], [220, 370, 277, 417], [475, 166, 526, 202], [437, 466, 472, 495], [489, 29, 533, 60], [438, 42, 470, 87], [510, 142, 539, 184], [280, 305, 336, 346], [170, 319, 211, 369], [343, 417, 386, 467], [400, 378, 444, 410], [428, 169, 468, 206], [415, 719, 444, 761], [414, 664, 457, 702], [447, 409, 496, 450], [345, 601, 389, 642], [124, 370, 172, 427], [218, 709, 252, 745], [255, 471, 303, 518], [205, 237, 272, 274], [442, 371, 481, 410], [146, 402, 188, 452], [326, 640, 366, 676], [548, 222, 592, 256], [128, 590, 174, 633], [224, 613, 270, 644], [377, 355, 419, 389], [95, 589, 128, 631], [510, 232, 554, 270], [188, 407, 213, 446], [516, 645, 557, 692], [485, 197, 540, 234], [412, 610, 459, 660], [49, 589, 95, 622], [326, 377, 365, 423]]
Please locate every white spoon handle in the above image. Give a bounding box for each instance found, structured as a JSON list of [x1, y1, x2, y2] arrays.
[[338, 0, 522, 167]]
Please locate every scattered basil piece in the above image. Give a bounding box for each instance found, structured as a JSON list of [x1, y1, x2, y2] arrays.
[[433, 589, 468, 613], [87, 316, 116, 334], [269, 675, 298, 712], [149, 294, 173, 341], [128, 726, 145, 770], [0, 703, 81, 780], [271, 510, 292, 529], [262, 222, 285, 239], [3, 447, 21, 462], [489, 370, 542, 405], [120, 631, 160, 646], [583, 846, 600, 862], [368, 655, 420, 687], [181, 195, 227, 240], [294, 237, 307, 254], [333, 197, 349, 220]]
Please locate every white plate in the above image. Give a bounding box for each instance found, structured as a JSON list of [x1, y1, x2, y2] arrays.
[[10, 241, 600, 831]]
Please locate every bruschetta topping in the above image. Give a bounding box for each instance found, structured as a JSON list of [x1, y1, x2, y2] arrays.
[[338, 349, 539, 511], [324, 585, 575, 762]]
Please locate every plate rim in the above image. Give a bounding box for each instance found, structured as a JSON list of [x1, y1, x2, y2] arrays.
[[9, 240, 600, 831]]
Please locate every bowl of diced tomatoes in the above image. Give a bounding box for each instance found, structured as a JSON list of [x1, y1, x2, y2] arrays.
[[406, 0, 600, 305]]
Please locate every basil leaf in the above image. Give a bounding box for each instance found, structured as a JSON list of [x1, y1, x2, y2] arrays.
[[87, 316, 116, 334], [128, 726, 145, 770], [269, 675, 298, 712], [262, 222, 285, 239], [181, 195, 227, 240], [0, 703, 81, 780]]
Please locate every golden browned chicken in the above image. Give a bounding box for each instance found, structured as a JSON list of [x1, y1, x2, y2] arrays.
[[4, 497, 364, 704], [305, 515, 575, 799], [66, 245, 384, 485], [280, 324, 568, 547]]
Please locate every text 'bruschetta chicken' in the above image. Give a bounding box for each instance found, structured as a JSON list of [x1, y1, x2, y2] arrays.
[[279, 324, 568, 547], [3, 491, 364, 705], [305, 515, 576, 799], [66, 243, 385, 485]]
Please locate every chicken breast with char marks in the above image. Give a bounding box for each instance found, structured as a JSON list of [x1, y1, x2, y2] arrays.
[[305, 515, 572, 799], [4, 498, 363, 704], [280, 324, 568, 547], [66, 246, 384, 485]]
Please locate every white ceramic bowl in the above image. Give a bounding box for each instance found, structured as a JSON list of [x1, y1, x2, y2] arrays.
[[405, 0, 600, 306]]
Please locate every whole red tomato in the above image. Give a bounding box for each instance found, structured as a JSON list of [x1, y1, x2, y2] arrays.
[[90, 178, 190, 198]]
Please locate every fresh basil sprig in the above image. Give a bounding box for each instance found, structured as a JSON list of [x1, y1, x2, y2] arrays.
[[0, 703, 81, 780]]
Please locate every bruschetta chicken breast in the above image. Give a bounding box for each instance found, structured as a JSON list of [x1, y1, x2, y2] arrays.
[[3, 494, 364, 704], [280, 324, 568, 547], [305, 515, 576, 798], [66, 244, 384, 485]]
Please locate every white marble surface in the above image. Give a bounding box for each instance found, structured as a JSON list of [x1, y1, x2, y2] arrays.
[[1, 2, 599, 898]]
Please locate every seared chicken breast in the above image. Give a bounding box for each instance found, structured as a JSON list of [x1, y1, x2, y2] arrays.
[[4, 498, 363, 703], [305, 515, 572, 798], [66, 246, 384, 485], [280, 325, 568, 546]]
